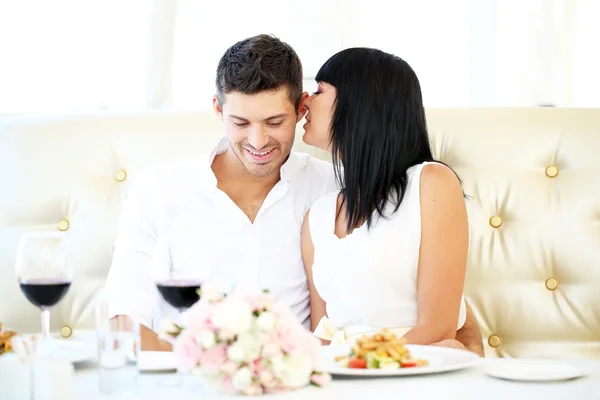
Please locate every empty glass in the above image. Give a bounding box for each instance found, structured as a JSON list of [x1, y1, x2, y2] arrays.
[[95, 294, 140, 395]]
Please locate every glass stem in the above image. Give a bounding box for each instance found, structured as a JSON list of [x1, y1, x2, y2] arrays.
[[41, 308, 50, 340], [179, 309, 188, 329]]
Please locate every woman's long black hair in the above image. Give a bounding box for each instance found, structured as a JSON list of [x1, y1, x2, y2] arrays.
[[315, 48, 435, 233]]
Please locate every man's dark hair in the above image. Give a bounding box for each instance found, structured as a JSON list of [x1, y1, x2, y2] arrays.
[[216, 34, 303, 110]]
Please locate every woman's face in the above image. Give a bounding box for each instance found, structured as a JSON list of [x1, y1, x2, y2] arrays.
[[301, 82, 336, 152]]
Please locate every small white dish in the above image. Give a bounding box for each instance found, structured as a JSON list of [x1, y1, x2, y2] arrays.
[[138, 351, 177, 372], [483, 359, 587, 382], [38, 339, 96, 364]]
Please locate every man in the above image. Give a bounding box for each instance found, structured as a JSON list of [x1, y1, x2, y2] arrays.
[[105, 34, 484, 356]]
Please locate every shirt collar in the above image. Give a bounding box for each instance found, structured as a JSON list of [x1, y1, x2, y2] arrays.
[[204, 136, 306, 190], [280, 145, 306, 182]]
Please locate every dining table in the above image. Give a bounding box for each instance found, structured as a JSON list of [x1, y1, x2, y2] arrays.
[[71, 357, 600, 399]]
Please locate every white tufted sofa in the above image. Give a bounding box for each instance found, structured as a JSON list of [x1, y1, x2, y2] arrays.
[[1, 108, 599, 359]]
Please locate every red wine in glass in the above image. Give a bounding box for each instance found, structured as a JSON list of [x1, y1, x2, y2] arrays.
[[19, 279, 71, 308], [156, 281, 202, 311], [154, 279, 202, 388]]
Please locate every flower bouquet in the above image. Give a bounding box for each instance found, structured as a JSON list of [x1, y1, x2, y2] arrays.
[[160, 287, 331, 395]]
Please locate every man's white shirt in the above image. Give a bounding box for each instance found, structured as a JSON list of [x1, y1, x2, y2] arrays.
[[104, 137, 337, 330]]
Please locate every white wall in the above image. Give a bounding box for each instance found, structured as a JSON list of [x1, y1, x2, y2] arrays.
[[0, 0, 598, 113]]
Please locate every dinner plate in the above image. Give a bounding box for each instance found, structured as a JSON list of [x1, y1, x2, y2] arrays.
[[318, 344, 480, 377], [37, 338, 96, 364], [138, 351, 177, 372], [483, 359, 587, 382]]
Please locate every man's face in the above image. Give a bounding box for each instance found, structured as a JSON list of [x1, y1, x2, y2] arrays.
[[213, 87, 306, 178]]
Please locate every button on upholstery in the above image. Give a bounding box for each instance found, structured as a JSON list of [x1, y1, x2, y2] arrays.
[[60, 325, 73, 338], [545, 277, 559, 291], [488, 334, 501, 348], [489, 216, 503, 228], [545, 165, 559, 178], [115, 170, 127, 182], [57, 219, 70, 231]]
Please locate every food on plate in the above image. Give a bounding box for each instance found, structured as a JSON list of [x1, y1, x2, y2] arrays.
[[335, 329, 428, 369], [0, 322, 18, 355]]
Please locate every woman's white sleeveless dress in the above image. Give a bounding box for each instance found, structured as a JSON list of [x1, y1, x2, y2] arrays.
[[310, 161, 466, 343]]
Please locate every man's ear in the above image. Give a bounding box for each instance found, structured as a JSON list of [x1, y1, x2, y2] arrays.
[[213, 95, 223, 120], [296, 91, 309, 122]]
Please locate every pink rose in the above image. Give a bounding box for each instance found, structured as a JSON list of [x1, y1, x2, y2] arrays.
[[243, 294, 263, 312], [186, 301, 217, 332], [201, 285, 225, 303], [220, 360, 239, 376], [241, 291, 275, 312], [258, 292, 275, 309], [219, 329, 236, 341], [310, 372, 332, 387], [262, 342, 281, 358], [269, 302, 297, 325], [258, 369, 278, 389], [199, 345, 228, 375], [256, 332, 271, 346], [273, 322, 308, 354], [265, 385, 290, 395], [249, 358, 265, 376], [300, 332, 321, 364], [218, 376, 236, 395], [243, 383, 263, 396], [173, 331, 200, 371]]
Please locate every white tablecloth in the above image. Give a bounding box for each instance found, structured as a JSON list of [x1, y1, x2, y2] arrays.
[[73, 359, 600, 400]]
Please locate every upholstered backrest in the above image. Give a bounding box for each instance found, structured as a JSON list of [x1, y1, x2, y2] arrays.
[[1, 108, 599, 359]]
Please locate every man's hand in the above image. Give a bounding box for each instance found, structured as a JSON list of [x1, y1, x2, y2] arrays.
[[111, 315, 172, 352], [141, 324, 173, 351]]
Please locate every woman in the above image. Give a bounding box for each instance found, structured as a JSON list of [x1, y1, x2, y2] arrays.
[[301, 48, 468, 345]]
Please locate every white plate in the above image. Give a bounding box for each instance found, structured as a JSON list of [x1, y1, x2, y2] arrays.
[[318, 344, 480, 377], [138, 351, 177, 372], [483, 359, 587, 382], [38, 339, 96, 364]]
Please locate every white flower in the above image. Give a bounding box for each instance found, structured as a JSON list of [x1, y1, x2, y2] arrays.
[[310, 372, 332, 387], [201, 285, 223, 303], [256, 311, 276, 332], [262, 343, 281, 358], [195, 330, 216, 349], [227, 343, 246, 363], [212, 296, 253, 335], [231, 367, 253, 391], [271, 352, 313, 389], [156, 318, 180, 341], [259, 369, 277, 389], [220, 360, 239, 375], [243, 384, 263, 396], [227, 332, 261, 363]]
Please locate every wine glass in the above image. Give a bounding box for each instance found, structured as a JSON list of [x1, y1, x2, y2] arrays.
[[154, 248, 202, 387], [15, 231, 72, 340]]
